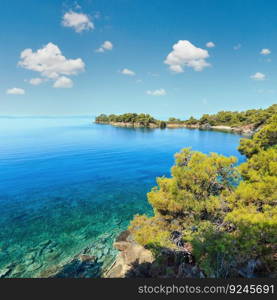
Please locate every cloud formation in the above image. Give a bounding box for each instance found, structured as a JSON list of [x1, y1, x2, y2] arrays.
[[29, 78, 44, 85], [6, 88, 25, 95], [146, 88, 166, 96], [19, 43, 84, 88], [260, 48, 271, 55], [206, 41, 215, 48], [164, 40, 210, 73], [96, 41, 113, 53], [62, 11, 94, 33], [250, 72, 266, 81], [53, 76, 73, 88], [120, 68, 135, 76]]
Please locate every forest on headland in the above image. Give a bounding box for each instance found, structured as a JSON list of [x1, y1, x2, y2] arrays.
[[103, 105, 277, 278], [95, 104, 277, 133]]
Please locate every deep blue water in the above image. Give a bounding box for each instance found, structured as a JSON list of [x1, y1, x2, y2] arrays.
[[0, 117, 245, 277]]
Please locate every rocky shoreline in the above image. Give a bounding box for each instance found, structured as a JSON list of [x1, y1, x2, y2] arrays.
[[104, 230, 207, 278], [103, 229, 269, 278], [95, 121, 256, 135], [95, 121, 160, 128]]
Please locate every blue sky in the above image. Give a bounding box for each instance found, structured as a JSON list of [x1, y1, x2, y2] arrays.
[[1, 0, 277, 119]]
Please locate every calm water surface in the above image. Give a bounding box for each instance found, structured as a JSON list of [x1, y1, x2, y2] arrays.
[[0, 117, 245, 277]]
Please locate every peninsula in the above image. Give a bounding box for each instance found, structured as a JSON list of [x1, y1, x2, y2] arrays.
[[95, 104, 277, 135]]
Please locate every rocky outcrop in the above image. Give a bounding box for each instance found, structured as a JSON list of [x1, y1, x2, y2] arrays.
[[104, 230, 207, 278], [104, 230, 154, 278], [96, 121, 255, 135], [104, 230, 270, 278], [185, 124, 255, 135]]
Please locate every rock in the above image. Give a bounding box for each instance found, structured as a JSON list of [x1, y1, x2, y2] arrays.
[[79, 254, 96, 263], [104, 231, 154, 278], [25, 259, 35, 266], [39, 240, 52, 247], [96, 250, 103, 259], [0, 267, 11, 278], [44, 251, 63, 261], [25, 251, 36, 260], [103, 248, 109, 256], [115, 230, 131, 242], [177, 263, 204, 278], [106, 264, 123, 278], [25, 262, 42, 272], [200, 123, 211, 129], [11, 264, 26, 276], [114, 241, 130, 251]]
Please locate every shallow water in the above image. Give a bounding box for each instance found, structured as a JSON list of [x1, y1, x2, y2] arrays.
[[0, 117, 245, 277]]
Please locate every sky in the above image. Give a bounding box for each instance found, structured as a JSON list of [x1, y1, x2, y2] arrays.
[[0, 0, 277, 119]]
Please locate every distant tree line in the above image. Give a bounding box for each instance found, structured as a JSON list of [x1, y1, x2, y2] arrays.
[[95, 113, 166, 128], [96, 105, 277, 129], [184, 104, 277, 127]]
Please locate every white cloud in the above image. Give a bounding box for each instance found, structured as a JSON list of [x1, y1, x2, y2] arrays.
[[206, 41, 215, 48], [164, 40, 210, 73], [102, 41, 113, 50], [120, 68, 135, 76], [19, 43, 85, 80], [233, 44, 241, 50], [62, 11, 94, 33], [29, 78, 44, 85], [250, 72, 266, 81], [96, 41, 113, 52], [53, 76, 73, 88], [146, 88, 166, 96], [260, 48, 271, 55], [6, 88, 25, 95]]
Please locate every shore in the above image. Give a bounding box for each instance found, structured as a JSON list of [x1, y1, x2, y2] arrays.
[[95, 121, 256, 135]]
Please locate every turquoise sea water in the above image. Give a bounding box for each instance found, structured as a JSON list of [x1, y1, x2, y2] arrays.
[[0, 117, 245, 277]]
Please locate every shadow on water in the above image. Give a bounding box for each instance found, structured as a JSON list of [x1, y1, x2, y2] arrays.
[[53, 257, 103, 278]]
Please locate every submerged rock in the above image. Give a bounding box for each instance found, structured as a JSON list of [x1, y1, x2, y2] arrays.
[[78, 254, 97, 263], [10, 264, 26, 276], [25, 262, 43, 272], [103, 247, 109, 256], [0, 267, 11, 278]]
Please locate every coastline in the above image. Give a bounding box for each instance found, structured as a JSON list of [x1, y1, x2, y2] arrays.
[[30, 121, 255, 278], [95, 121, 255, 136]]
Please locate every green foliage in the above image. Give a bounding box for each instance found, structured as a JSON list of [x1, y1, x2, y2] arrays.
[[168, 117, 183, 124], [95, 113, 158, 126], [229, 148, 277, 208], [238, 114, 277, 158], [224, 206, 277, 264], [186, 116, 198, 125], [129, 215, 173, 249], [147, 149, 238, 221], [184, 104, 277, 127], [190, 222, 237, 277], [129, 108, 277, 277]]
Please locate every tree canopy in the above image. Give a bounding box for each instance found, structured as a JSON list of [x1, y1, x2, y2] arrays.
[[185, 104, 277, 127], [95, 113, 158, 126]]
